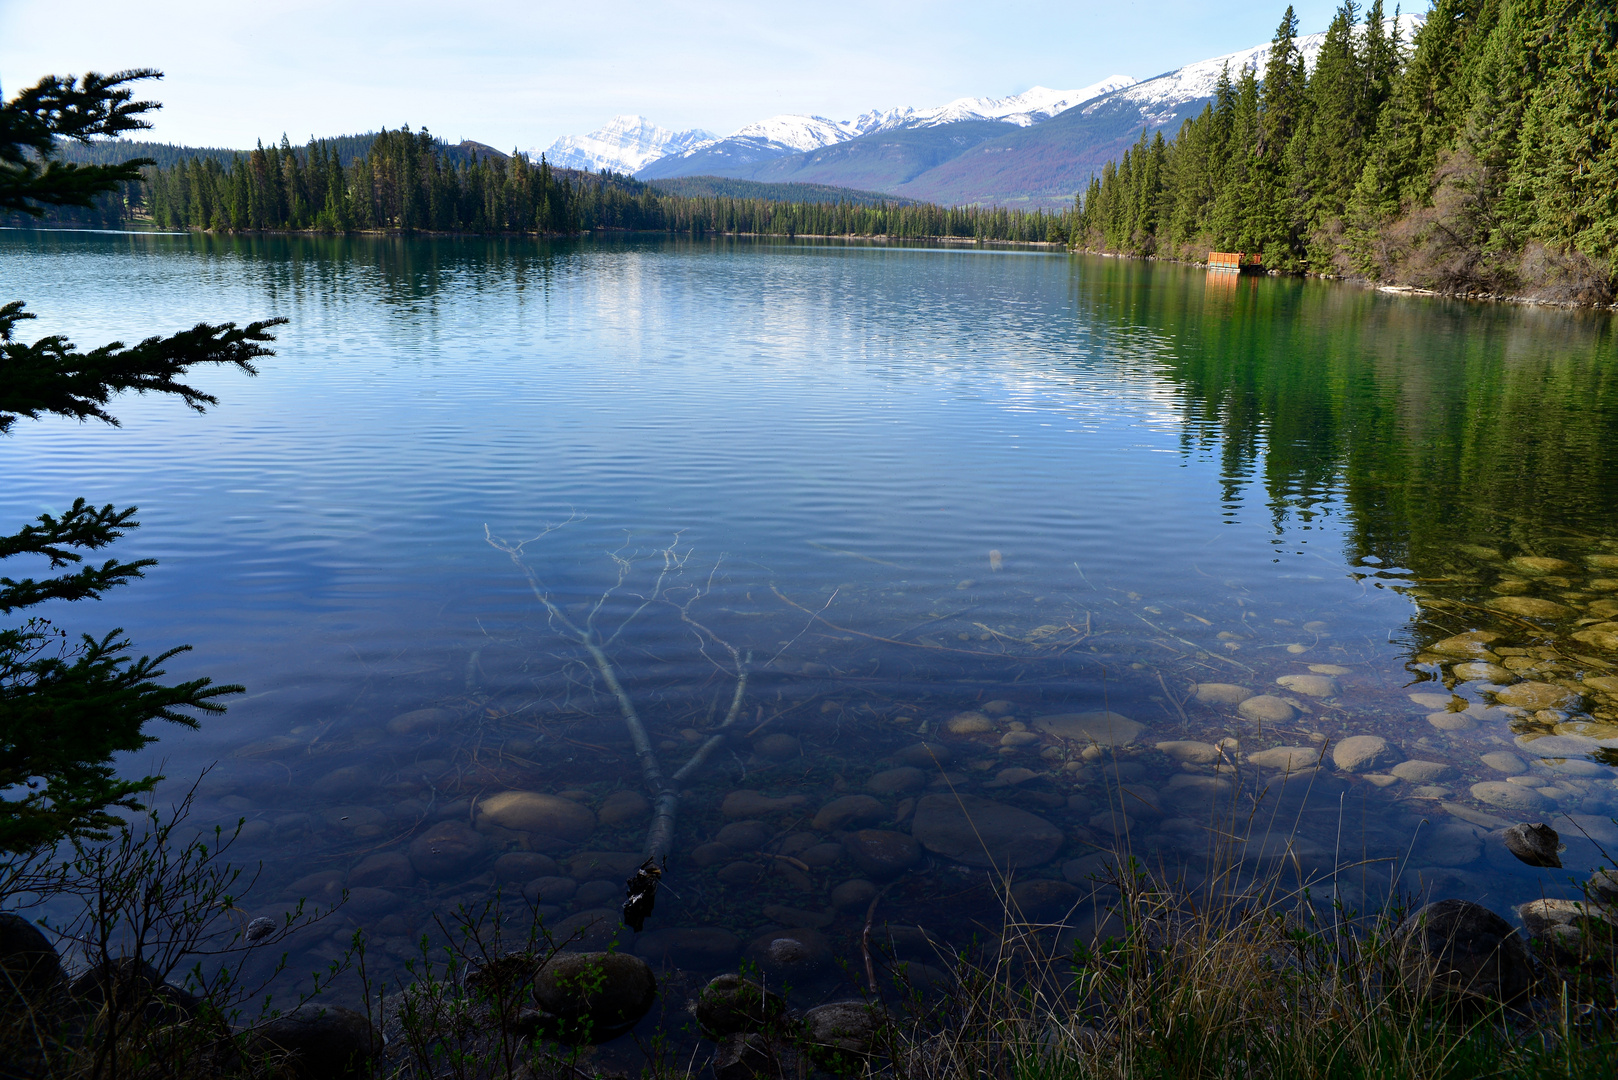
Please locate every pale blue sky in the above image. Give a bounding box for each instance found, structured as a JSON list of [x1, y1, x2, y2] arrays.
[[1, 0, 1390, 152]]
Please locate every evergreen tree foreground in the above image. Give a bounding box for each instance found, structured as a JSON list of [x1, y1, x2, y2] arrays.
[[0, 68, 282, 855]]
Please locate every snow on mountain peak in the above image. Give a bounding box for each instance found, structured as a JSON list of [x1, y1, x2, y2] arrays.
[[535, 114, 716, 174], [909, 76, 1139, 128], [725, 114, 860, 152], [652, 75, 1138, 163]]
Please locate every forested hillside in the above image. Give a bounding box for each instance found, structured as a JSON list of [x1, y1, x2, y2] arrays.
[[18, 125, 1072, 242], [1075, 0, 1618, 303]]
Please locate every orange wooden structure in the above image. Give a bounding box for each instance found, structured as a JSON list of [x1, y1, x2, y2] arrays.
[[1208, 251, 1264, 274]]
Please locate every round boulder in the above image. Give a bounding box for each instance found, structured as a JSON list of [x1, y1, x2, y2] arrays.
[[910, 793, 1063, 870], [254, 1004, 378, 1080], [1246, 745, 1320, 771], [407, 821, 488, 880], [0, 913, 62, 994], [745, 927, 833, 978], [1332, 735, 1401, 774], [1237, 696, 1297, 723], [830, 879, 880, 911], [476, 791, 596, 841], [532, 951, 657, 1044], [348, 851, 417, 889], [691, 973, 787, 1038], [811, 795, 885, 832], [386, 708, 453, 736], [1193, 683, 1253, 706], [1031, 711, 1143, 747], [1276, 674, 1338, 698], [1470, 782, 1550, 813], [1393, 899, 1530, 1008], [716, 820, 772, 851], [801, 1001, 887, 1072], [865, 767, 926, 795], [1493, 682, 1581, 711], [843, 830, 921, 879]]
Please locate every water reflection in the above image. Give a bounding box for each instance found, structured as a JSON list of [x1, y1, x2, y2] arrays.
[[4, 231, 1617, 1034]]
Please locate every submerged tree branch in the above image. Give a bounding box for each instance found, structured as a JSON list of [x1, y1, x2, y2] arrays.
[[484, 522, 748, 863]]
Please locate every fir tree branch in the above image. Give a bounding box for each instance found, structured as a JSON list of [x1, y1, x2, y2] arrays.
[[0, 304, 287, 434]]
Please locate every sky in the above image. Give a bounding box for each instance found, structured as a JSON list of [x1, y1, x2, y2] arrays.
[[1, 0, 1385, 153]]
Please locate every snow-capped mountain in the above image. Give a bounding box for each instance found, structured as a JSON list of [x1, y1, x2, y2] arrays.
[[535, 115, 716, 174], [901, 77, 1140, 129], [635, 76, 1134, 180], [542, 12, 1425, 201]]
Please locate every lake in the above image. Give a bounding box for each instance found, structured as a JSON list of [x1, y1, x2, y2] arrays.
[[5, 228, 1618, 1019]]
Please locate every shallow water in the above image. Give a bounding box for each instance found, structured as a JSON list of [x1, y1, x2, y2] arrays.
[[5, 229, 1618, 1025]]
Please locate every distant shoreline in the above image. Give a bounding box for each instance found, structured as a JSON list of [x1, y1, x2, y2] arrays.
[[1071, 247, 1618, 313]]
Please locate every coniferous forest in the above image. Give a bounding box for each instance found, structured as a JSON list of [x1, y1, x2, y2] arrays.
[[1075, 0, 1618, 302], [24, 127, 1075, 244]]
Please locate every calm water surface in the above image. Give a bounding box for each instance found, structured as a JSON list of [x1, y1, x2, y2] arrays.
[[5, 229, 1618, 1021]]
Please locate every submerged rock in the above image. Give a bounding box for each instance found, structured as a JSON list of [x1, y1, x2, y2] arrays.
[[1494, 682, 1582, 710], [1452, 661, 1515, 683], [1246, 745, 1320, 771], [1193, 683, 1253, 705], [830, 879, 880, 911], [910, 792, 1062, 870], [1391, 760, 1453, 784], [1155, 740, 1223, 765], [407, 821, 488, 880], [386, 707, 453, 736], [843, 829, 921, 878], [1237, 696, 1297, 723], [1470, 782, 1550, 813], [350, 851, 417, 888], [865, 766, 926, 794], [1276, 674, 1339, 698], [1332, 736, 1400, 773], [746, 927, 833, 978], [946, 712, 995, 734], [1487, 596, 1570, 619], [1032, 711, 1143, 746], [476, 791, 596, 841], [1480, 752, 1527, 775], [812, 795, 885, 832], [1428, 631, 1501, 659]]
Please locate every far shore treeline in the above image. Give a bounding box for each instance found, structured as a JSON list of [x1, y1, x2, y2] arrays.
[[19, 127, 1076, 244], [1075, 0, 1618, 301]]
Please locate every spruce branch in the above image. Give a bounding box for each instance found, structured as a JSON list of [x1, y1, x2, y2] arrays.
[[0, 303, 286, 434]]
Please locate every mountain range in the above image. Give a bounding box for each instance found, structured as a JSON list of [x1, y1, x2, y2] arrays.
[[536, 14, 1421, 207]]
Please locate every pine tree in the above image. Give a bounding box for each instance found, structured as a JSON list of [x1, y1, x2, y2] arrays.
[[1, 69, 283, 854]]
